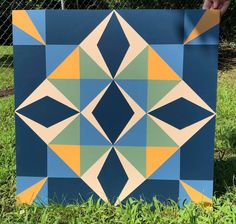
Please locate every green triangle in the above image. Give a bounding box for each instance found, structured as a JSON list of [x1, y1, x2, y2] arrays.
[[49, 79, 80, 110], [116, 146, 146, 177], [80, 48, 109, 79], [80, 146, 110, 175], [148, 80, 180, 111], [116, 47, 148, 80], [50, 116, 80, 145], [147, 116, 177, 146]]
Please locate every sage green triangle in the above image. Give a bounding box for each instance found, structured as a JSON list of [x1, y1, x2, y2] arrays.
[[116, 146, 146, 177], [49, 79, 80, 110], [80, 48, 109, 79], [147, 116, 177, 147], [116, 47, 148, 80], [50, 116, 80, 145], [80, 146, 110, 175], [148, 80, 180, 111]]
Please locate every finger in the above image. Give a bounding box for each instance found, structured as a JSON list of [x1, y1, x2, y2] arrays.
[[203, 0, 213, 9], [220, 0, 231, 15], [213, 0, 220, 8]]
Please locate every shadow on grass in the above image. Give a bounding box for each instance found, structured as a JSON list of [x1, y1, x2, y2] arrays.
[[218, 44, 236, 71], [214, 156, 236, 196], [0, 55, 13, 68]]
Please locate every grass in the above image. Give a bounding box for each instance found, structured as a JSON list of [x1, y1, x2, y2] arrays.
[[0, 46, 236, 223], [0, 46, 14, 91]]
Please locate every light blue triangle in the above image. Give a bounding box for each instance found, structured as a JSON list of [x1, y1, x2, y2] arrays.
[[115, 80, 147, 110], [115, 116, 146, 146], [27, 10, 45, 43], [80, 80, 111, 110], [182, 180, 213, 198], [13, 25, 42, 45], [80, 115, 110, 146], [179, 182, 191, 207], [16, 176, 45, 194], [151, 44, 183, 78], [46, 45, 78, 76], [149, 150, 180, 180], [35, 179, 48, 205], [47, 147, 78, 178]]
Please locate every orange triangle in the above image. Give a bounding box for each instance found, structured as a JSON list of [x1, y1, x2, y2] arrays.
[[48, 46, 80, 79], [16, 177, 47, 205], [180, 180, 212, 205], [148, 46, 181, 81], [184, 10, 220, 45], [146, 146, 178, 177], [49, 144, 80, 176], [12, 10, 45, 45]]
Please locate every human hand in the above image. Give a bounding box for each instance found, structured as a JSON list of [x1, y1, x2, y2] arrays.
[[203, 0, 231, 16]]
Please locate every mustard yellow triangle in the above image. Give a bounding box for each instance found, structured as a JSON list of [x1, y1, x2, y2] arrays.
[[12, 10, 45, 45], [146, 147, 178, 177], [148, 47, 181, 81], [49, 144, 80, 176], [16, 177, 47, 205], [184, 10, 220, 45], [180, 180, 212, 205], [48, 46, 80, 79]]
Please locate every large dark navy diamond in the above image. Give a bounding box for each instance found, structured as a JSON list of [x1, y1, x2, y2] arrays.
[[92, 81, 134, 143], [98, 148, 128, 203], [97, 14, 129, 77], [149, 97, 213, 129], [17, 96, 78, 127]]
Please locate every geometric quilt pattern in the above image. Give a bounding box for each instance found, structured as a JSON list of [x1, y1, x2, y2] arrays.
[[13, 9, 219, 206]]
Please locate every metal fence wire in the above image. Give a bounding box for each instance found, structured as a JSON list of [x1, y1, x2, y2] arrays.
[[0, 0, 235, 90]]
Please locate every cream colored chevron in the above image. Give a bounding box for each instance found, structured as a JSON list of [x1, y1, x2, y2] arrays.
[[114, 148, 145, 205], [80, 11, 113, 78], [114, 11, 148, 78], [81, 148, 112, 202]]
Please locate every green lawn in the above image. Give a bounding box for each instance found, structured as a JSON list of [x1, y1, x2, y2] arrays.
[[0, 46, 235, 223]]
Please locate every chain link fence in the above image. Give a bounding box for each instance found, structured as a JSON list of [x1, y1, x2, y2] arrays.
[[0, 0, 235, 94]]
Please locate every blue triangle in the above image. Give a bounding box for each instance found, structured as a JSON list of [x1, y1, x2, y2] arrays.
[[80, 115, 110, 145], [13, 25, 42, 45], [182, 180, 213, 198], [80, 79, 111, 110], [46, 45, 78, 76], [179, 182, 191, 207], [115, 116, 146, 146], [27, 10, 45, 43], [149, 150, 180, 180], [16, 176, 45, 194], [47, 147, 78, 178], [151, 44, 183, 78], [184, 10, 204, 41], [35, 179, 48, 205], [115, 80, 147, 110], [186, 25, 219, 45]]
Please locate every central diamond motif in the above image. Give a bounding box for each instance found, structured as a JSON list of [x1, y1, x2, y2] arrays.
[[97, 13, 130, 77], [92, 82, 134, 144]]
